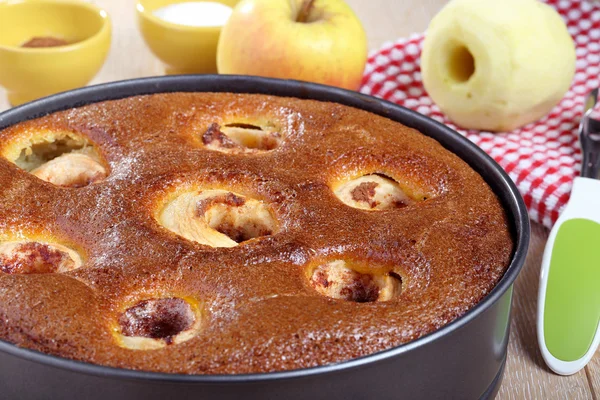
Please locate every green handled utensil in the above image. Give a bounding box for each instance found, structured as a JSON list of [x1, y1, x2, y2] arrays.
[[538, 88, 600, 375]]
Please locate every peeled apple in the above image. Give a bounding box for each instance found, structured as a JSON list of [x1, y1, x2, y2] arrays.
[[421, 0, 576, 132]]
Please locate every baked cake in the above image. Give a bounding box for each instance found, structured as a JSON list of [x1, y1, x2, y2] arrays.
[[0, 93, 514, 374]]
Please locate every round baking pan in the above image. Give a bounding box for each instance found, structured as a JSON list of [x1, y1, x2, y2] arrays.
[[0, 75, 530, 400]]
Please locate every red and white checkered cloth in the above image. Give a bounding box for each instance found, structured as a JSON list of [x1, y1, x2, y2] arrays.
[[360, 0, 599, 228]]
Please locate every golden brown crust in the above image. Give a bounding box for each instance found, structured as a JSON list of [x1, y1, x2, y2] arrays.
[[0, 92, 514, 374]]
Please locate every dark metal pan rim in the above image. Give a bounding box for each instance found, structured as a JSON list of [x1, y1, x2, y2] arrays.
[[0, 75, 530, 384]]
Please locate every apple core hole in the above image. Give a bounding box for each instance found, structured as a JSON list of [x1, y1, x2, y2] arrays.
[[447, 45, 475, 83], [202, 123, 283, 153], [119, 298, 195, 341], [158, 189, 279, 248], [332, 174, 416, 210], [223, 123, 263, 130], [308, 260, 402, 303], [0, 241, 82, 274], [202, 192, 277, 243], [5, 132, 108, 188], [16, 137, 86, 171]]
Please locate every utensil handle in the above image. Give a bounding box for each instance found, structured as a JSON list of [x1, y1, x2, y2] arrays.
[[581, 119, 600, 179], [537, 178, 600, 375]]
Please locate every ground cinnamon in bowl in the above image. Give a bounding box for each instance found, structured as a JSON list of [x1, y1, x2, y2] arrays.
[[21, 36, 70, 48]]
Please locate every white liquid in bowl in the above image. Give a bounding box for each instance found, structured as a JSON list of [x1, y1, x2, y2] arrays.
[[153, 2, 233, 27]]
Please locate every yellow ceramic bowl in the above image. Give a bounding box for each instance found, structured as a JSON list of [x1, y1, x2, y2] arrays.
[[137, 0, 238, 75], [0, 0, 111, 106]]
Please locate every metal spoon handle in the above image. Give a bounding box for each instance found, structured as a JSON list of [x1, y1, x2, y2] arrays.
[[580, 89, 600, 179]]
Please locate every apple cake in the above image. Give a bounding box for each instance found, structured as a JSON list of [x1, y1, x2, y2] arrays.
[[0, 92, 514, 374]]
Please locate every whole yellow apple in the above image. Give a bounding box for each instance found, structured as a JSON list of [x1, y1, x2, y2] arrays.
[[217, 0, 368, 90]]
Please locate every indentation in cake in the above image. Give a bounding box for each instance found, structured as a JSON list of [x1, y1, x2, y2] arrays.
[[1, 130, 108, 188], [115, 297, 201, 350], [202, 121, 283, 153], [120, 298, 194, 340], [158, 189, 278, 248], [333, 174, 415, 210], [307, 260, 402, 302], [0, 241, 82, 274]]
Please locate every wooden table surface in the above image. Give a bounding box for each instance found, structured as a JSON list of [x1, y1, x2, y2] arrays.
[[0, 0, 596, 398]]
